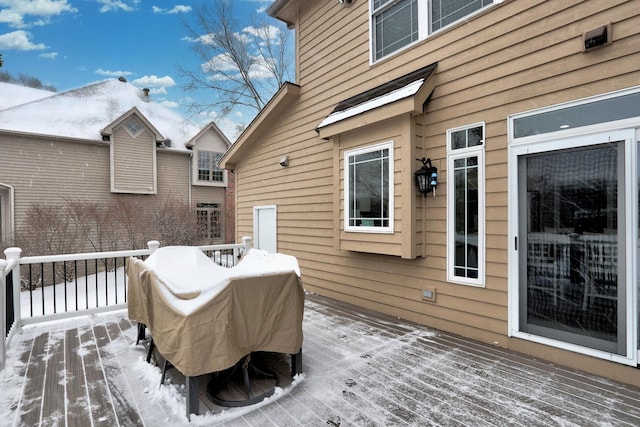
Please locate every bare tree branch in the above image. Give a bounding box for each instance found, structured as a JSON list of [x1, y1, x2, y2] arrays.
[[178, 0, 293, 119]]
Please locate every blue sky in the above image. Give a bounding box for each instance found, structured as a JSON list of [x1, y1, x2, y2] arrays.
[[0, 0, 288, 140]]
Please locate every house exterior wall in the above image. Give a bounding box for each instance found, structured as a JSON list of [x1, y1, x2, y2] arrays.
[[156, 150, 190, 198], [0, 133, 112, 228], [0, 131, 229, 250], [229, 0, 640, 385]]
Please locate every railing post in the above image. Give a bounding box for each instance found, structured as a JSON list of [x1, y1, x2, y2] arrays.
[[233, 236, 252, 266], [1, 258, 6, 371], [5, 248, 22, 332], [147, 240, 160, 254], [242, 236, 252, 253]]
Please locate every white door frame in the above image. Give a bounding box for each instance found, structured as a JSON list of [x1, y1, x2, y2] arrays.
[[508, 127, 638, 366], [253, 205, 277, 253]]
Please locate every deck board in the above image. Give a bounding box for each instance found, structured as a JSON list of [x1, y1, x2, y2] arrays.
[[40, 329, 65, 425], [2, 294, 640, 426], [64, 327, 92, 427], [19, 331, 49, 426], [79, 325, 118, 425]]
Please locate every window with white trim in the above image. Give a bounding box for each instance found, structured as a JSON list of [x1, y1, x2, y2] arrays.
[[447, 123, 485, 286], [371, 0, 496, 61], [344, 142, 394, 233], [197, 151, 225, 183]]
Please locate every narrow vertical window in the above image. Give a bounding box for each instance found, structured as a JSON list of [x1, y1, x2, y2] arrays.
[[447, 123, 485, 286], [344, 142, 394, 232]]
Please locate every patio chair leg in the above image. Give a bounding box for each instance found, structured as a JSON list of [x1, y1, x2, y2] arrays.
[[242, 355, 253, 399], [291, 349, 302, 377], [160, 358, 173, 387], [146, 338, 155, 364], [136, 323, 147, 345], [186, 375, 200, 418]]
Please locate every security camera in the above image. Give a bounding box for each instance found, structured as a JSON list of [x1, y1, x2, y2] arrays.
[[338, 0, 352, 4], [279, 156, 289, 167]]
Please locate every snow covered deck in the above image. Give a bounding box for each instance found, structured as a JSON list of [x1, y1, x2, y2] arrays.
[[2, 294, 640, 426]]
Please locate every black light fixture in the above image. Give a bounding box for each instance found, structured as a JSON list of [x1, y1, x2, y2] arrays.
[[414, 157, 438, 197]]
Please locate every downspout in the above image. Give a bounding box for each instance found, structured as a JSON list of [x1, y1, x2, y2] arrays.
[[188, 151, 192, 206]]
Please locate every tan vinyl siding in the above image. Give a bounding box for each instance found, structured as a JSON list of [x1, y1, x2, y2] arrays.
[[0, 134, 111, 200], [156, 150, 190, 197], [234, 0, 640, 385], [111, 126, 156, 193], [0, 134, 111, 235]]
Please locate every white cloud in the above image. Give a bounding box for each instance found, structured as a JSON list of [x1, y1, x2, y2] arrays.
[[95, 68, 133, 77], [151, 5, 191, 14], [0, 30, 47, 50], [38, 51, 58, 59], [97, 0, 140, 13], [150, 87, 167, 95], [0, 0, 77, 28], [160, 100, 179, 108], [202, 52, 274, 81], [0, 9, 23, 27], [243, 25, 281, 42], [201, 52, 239, 74], [132, 75, 176, 87]]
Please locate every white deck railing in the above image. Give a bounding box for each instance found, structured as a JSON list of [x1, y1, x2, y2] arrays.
[[0, 237, 252, 372]]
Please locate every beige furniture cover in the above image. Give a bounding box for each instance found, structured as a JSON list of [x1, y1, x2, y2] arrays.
[[127, 247, 304, 377]]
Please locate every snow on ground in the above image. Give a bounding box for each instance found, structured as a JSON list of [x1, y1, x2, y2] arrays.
[[20, 267, 128, 318]]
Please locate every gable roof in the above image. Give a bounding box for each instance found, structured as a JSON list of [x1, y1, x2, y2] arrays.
[[219, 82, 300, 169], [0, 79, 201, 150], [100, 107, 166, 142], [186, 121, 232, 149]]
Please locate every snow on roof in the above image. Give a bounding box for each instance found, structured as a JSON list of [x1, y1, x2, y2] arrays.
[[0, 82, 56, 110], [317, 79, 425, 129], [0, 79, 200, 150], [316, 63, 437, 130]]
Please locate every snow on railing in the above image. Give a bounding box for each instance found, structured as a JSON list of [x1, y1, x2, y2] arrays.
[[1, 236, 252, 340]]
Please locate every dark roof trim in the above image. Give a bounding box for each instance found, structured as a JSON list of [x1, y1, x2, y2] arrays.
[[331, 63, 437, 114]]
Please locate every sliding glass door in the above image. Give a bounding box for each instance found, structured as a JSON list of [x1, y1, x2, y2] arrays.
[[517, 136, 627, 355]]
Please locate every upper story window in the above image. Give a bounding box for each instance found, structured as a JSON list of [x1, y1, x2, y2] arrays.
[[344, 141, 394, 233], [198, 151, 224, 183], [447, 123, 485, 286], [371, 0, 496, 61]]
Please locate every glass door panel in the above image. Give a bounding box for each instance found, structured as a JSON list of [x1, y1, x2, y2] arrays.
[[519, 142, 626, 354]]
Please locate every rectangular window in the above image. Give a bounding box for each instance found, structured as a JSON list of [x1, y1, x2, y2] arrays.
[[371, 0, 497, 61], [197, 203, 222, 239], [344, 142, 394, 233], [197, 151, 224, 183], [447, 123, 485, 286]]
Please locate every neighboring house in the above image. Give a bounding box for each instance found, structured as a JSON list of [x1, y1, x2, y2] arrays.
[[220, 0, 640, 387], [0, 78, 233, 251]]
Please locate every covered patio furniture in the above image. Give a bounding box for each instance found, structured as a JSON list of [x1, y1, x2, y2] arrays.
[[127, 246, 305, 418]]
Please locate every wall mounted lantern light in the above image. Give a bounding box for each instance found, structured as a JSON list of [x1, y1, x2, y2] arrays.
[[414, 157, 438, 197]]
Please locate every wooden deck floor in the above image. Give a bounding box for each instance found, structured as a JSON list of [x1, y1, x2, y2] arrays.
[[2, 294, 640, 426]]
